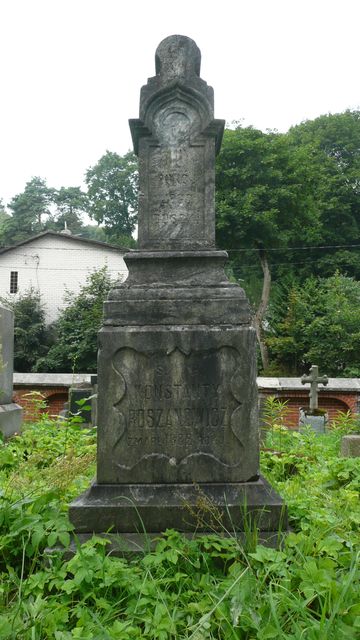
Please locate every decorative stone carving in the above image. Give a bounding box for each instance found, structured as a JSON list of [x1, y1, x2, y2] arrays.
[[69, 35, 287, 544]]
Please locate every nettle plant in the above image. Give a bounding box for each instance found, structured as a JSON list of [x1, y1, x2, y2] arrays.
[[0, 397, 359, 638]]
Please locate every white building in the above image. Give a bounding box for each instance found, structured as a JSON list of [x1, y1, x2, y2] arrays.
[[0, 231, 129, 323]]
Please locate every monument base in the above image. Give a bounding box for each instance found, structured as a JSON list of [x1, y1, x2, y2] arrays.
[[0, 403, 22, 438], [299, 408, 328, 434], [69, 476, 287, 536]]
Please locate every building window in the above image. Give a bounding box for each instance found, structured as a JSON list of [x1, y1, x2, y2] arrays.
[[10, 271, 18, 294]]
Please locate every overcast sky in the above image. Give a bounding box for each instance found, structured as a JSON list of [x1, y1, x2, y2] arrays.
[[1, 0, 359, 206]]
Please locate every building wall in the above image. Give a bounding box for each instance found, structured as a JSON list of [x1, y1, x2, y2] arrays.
[[0, 234, 128, 323]]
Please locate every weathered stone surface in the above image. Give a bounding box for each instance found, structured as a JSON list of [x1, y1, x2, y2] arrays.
[[341, 434, 360, 457], [0, 306, 22, 437], [96, 327, 258, 484], [69, 476, 286, 534], [129, 35, 224, 251], [0, 306, 16, 404], [106, 252, 250, 326], [69, 35, 286, 541], [299, 409, 328, 434], [69, 383, 93, 425]]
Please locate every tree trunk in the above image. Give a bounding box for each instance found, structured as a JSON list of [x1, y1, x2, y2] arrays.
[[253, 247, 271, 372]]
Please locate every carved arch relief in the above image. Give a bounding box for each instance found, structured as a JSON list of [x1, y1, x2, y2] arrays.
[[108, 345, 253, 479]]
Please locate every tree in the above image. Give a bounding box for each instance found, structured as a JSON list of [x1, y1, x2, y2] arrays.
[[48, 186, 88, 234], [267, 273, 360, 377], [1, 177, 54, 246], [79, 224, 108, 242], [0, 199, 10, 238], [215, 125, 322, 370], [34, 267, 114, 373], [287, 110, 360, 280], [85, 151, 138, 244], [0, 288, 49, 372]]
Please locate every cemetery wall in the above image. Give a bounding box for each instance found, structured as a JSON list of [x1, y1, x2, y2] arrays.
[[258, 378, 360, 427], [11, 374, 360, 425], [13, 373, 92, 421]]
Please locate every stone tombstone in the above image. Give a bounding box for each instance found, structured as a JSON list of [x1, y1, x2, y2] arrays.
[[0, 306, 22, 438], [69, 35, 286, 540], [341, 435, 360, 458], [300, 364, 328, 434], [69, 382, 93, 426]]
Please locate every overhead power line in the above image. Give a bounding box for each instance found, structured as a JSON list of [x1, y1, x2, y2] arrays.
[[226, 244, 360, 252]]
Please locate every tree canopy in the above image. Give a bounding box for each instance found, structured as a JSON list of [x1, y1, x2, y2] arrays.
[[215, 112, 360, 373], [1, 111, 360, 376], [2, 177, 54, 245], [85, 150, 138, 245], [49, 186, 88, 234], [0, 150, 138, 248], [267, 273, 360, 377]]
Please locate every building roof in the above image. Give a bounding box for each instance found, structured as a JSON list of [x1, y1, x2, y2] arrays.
[[0, 230, 132, 255]]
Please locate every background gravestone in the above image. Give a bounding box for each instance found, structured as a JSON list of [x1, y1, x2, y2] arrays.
[[69, 382, 93, 426], [341, 435, 360, 457], [300, 364, 328, 433], [0, 306, 22, 438], [70, 35, 286, 541]]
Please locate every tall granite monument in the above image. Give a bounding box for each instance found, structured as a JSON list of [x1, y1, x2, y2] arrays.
[[70, 35, 286, 539]]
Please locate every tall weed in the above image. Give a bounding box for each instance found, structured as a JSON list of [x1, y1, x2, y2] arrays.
[[0, 411, 358, 638]]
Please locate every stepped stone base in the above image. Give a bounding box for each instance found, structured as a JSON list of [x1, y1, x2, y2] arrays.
[[0, 403, 22, 438], [341, 435, 360, 457], [69, 475, 287, 535]]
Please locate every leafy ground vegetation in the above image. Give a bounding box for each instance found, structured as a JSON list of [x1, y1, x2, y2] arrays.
[[0, 406, 359, 639]]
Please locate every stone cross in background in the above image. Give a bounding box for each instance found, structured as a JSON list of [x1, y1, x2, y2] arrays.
[[0, 305, 22, 438], [301, 364, 328, 411]]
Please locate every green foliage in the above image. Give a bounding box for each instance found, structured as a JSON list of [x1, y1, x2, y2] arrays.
[[1, 177, 54, 246], [0, 411, 358, 638], [215, 112, 360, 290], [0, 287, 49, 372], [215, 124, 322, 298], [267, 272, 360, 375], [48, 186, 88, 234], [215, 113, 360, 375], [78, 224, 108, 242], [286, 110, 360, 280], [85, 150, 138, 243], [34, 267, 114, 373]]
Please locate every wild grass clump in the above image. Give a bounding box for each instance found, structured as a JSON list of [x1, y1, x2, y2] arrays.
[[0, 407, 358, 638]]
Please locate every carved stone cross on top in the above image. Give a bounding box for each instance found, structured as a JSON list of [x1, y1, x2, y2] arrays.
[[301, 365, 328, 412]]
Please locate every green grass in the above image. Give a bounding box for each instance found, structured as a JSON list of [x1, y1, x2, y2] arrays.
[[0, 411, 359, 639]]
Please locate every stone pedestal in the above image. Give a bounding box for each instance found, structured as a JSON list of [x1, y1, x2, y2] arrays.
[[0, 306, 22, 438], [69, 35, 286, 541], [341, 435, 360, 457], [69, 382, 93, 426], [299, 408, 328, 434]]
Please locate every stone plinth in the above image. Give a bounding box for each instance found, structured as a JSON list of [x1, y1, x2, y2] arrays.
[[341, 435, 360, 457], [69, 35, 286, 541], [0, 306, 22, 438], [299, 408, 328, 434]]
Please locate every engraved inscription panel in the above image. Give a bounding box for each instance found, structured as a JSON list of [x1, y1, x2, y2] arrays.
[[147, 144, 205, 241], [110, 346, 249, 477]]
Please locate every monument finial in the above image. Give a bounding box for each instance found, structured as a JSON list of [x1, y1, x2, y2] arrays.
[[155, 35, 201, 79]]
